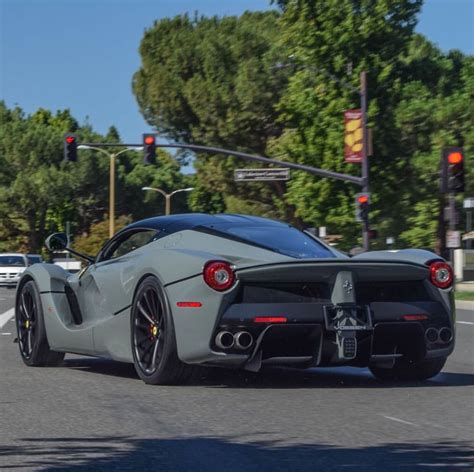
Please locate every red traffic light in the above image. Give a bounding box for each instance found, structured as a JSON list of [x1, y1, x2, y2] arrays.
[[357, 195, 369, 204], [144, 135, 155, 145], [448, 151, 463, 164], [65, 136, 75, 144]]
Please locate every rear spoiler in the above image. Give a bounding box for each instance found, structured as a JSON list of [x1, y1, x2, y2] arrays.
[[235, 260, 428, 285]]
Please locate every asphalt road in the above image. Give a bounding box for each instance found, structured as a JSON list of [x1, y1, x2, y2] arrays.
[[0, 287, 473, 471]]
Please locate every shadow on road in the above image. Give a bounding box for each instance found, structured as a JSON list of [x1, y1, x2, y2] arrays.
[[0, 435, 472, 471], [62, 357, 474, 389]]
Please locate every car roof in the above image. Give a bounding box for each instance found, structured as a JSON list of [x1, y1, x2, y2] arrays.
[[0, 253, 27, 257], [124, 213, 289, 235]]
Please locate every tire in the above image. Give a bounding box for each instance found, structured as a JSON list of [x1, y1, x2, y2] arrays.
[[15, 280, 65, 367], [131, 276, 197, 385], [369, 357, 446, 381]]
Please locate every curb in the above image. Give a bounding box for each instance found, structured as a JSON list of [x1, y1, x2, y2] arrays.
[[455, 300, 474, 311]]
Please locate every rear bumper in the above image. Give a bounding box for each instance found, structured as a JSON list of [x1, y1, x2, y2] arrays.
[[202, 301, 454, 369]]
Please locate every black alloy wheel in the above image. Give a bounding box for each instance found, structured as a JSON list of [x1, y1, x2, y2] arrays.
[[131, 276, 197, 385], [15, 280, 65, 367], [17, 284, 36, 360], [133, 283, 165, 375]]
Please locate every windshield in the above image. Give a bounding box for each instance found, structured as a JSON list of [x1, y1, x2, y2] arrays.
[[198, 225, 335, 259], [0, 255, 26, 267], [27, 256, 43, 265]]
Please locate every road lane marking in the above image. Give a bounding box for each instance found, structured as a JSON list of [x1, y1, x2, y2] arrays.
[[381, 415, 418, 426], [457, 321, 474, 325], [1, 332, 11, 335], [0, 308, 15, 329]]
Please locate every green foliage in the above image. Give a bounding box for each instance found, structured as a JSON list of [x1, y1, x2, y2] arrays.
[[73, 215, 132, 257], [133, 4, 473, 251], [133, 11, 295, 221], [0, 102, 191, 253], [1, 4, 472, 255]]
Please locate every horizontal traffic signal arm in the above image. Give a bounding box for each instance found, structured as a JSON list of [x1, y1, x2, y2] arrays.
[[78, 142, 365, 187]]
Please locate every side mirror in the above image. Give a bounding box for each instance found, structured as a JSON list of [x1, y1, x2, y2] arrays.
[[44, 232, 95, 264], [45, 232, 69, 251]]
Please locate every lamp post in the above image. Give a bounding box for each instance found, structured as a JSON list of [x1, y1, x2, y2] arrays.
[[78, 145, 143, 238], [142, 187, 194, 215]]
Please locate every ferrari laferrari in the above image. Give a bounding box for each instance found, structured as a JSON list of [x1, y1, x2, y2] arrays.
[[15, 213, 455, 384]]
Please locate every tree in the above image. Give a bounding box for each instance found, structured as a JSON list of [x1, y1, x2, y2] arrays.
[[0, 102, 192, 253], [73, 215, 131, 257], [132, 11, 296, 222], [132, 4, 472, 251], [0, 105, 78, 252], [270, 0, 427, 249]]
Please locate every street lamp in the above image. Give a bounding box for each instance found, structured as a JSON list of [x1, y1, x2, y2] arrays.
[[142, 187, 194, 216], [78, 145, 143, 238]]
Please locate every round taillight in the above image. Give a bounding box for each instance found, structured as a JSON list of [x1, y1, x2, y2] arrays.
[[429, 261, 453, 289], [203, 261, 235, 291]]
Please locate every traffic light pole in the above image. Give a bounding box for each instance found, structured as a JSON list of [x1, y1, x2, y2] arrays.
[[449, 193, 456, 267], [360, 71, 370, 252]]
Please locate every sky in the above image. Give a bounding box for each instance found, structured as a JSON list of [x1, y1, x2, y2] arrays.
[[1, 0, 473, 146]]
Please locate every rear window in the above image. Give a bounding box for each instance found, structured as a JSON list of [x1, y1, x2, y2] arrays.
[[196, 225, 334, 259]]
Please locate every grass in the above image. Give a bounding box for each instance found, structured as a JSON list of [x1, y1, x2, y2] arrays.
[[455, 291, 474, 301]]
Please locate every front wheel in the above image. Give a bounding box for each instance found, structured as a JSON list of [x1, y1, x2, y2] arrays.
[[15, 280, 65, 367], [131, 276, 197, 385], [369, 357, 446, 381]]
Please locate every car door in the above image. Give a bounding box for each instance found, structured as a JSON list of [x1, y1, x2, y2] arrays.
[[70, 228, 159, 325]]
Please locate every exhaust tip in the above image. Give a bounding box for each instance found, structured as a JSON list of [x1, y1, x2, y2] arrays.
[[439, 327, 453, 344], [215, 331, 234, 350], [425, 327, 439, 344], [234, 331, 253, 350]]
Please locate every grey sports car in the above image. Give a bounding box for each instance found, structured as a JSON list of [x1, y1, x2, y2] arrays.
[[15, 213, 455, 384]]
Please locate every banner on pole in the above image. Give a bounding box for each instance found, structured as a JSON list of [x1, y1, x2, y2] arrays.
[[344, 109, 363, 163]]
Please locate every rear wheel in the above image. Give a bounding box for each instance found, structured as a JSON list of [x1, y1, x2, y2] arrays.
[[369, 357, 446, 381], [131, 276, 197, 385], [16, 280, 65, 367]]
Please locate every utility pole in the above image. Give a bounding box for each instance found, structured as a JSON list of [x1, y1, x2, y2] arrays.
[[360, 71, 370, 252]]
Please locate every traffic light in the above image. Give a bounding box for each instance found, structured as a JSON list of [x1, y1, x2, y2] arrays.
[[441, 147, 464, 193], [368, 229, 378, 239], [143, 133, 156, 165], [355, 193, 370, 222], [64, 133, 77, 162]]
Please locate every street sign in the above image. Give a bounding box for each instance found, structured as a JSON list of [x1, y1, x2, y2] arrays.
[[234, 168, 290, 181], [464, 198, 474, 209], [344, 109, 363, 163], [446, 230, 461, 248]]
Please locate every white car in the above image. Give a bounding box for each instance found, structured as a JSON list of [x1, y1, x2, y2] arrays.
[[0, 253, 43, 287]]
